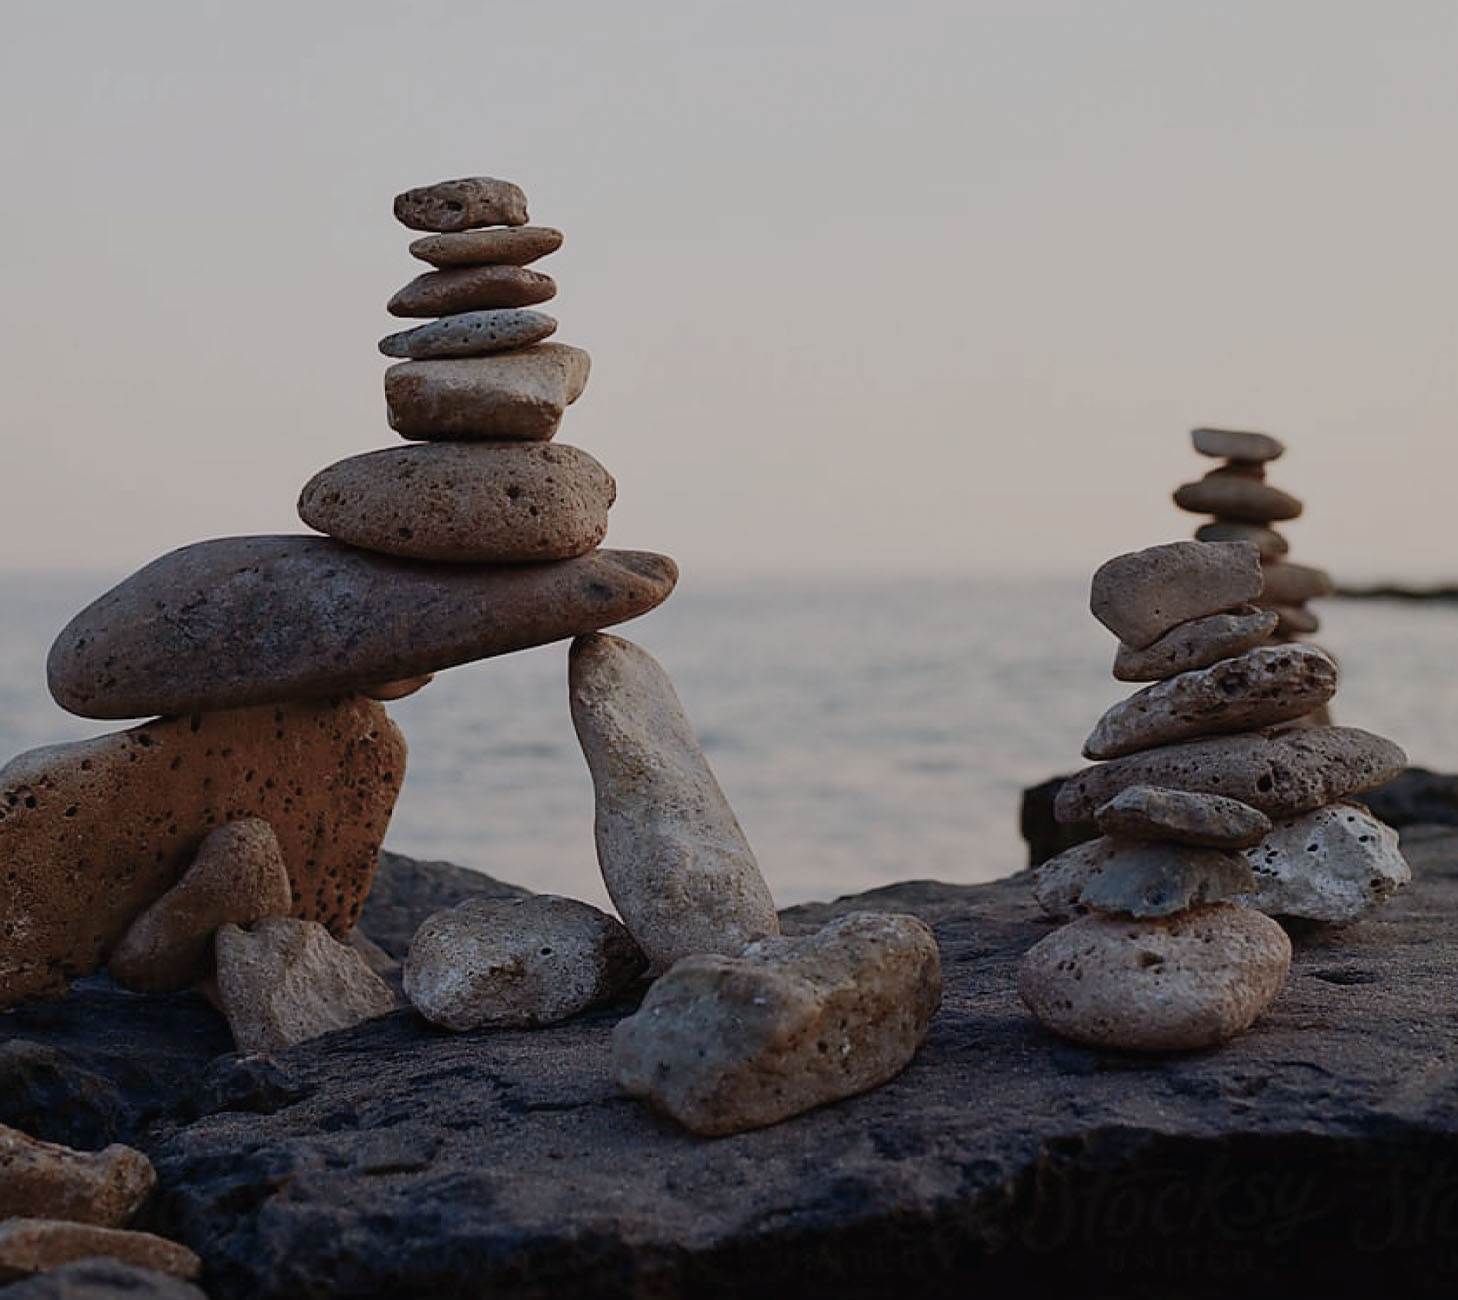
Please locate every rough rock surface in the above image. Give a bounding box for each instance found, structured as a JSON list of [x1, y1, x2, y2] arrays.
[[1094, 784, 1272, 848], [0, 697, 403, 1007], [0, 1123, 155, 1227], [1111, 607, 1278, 682], [1191, 427, 1286, 461], [0, 1221, 199, 1285], [378, 308, 556, 359], [386, 265, 556, 317], [392, 177, 528, 232], [0, 1258, 208, 1298], [1033, 835, 1254, 920], [1089, 541, 1263, 650], [569, 633, 780, 970], [408, 226, 563, 267], [47, 537, 675, 718]]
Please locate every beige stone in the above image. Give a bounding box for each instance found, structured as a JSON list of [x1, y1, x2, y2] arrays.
[[1112, 607, 1278, 681], [1017, 904, 1291, 1051], [1173, 472, 1303, 523], [1095, 785, 1272, 848], [1190, 427, 1285, 461], [1084, 644, 1338, 759], [1261, 602, 1321, 636], [1089, 541, 1264, 650], [409, 225, 564, 267], [379, 308, 557, 359], [0, 697, 403, 1008], [386, 265, 556, 317], [108, 818, 292, 993], [1194, 521, 1289, 559], [385, 343, 590, 441], [0, 1125, 155, 1228], [0, 1220, 200, 1284], [612, 912, 941, 1136], [360, 675, 433, 701], [569, 633, 780, 971], [298, 443, 615, 564], [1259, 561, 1334, 605], [393, 176, 528, 232], [215, 917, 400, 1053], [1032, 835, 1254, 920], [404, 895, 646, 1031]]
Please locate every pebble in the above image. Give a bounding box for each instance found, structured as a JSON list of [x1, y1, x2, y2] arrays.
[[386, 264, 556, 317], [214, 917, 400, 1053], [298, 442, 615, 564], [1173, 472, 1304, 522], [1083, 644, 1339, 759], [1260, 561, 1334, 605], [1263, 603, 1321, 636], [0, 1220, 201, 1285], [1089, 541, 1264, 650], [393, 176, 529, 232], [1194, 520, 1289, 559], [1112, 607, 1278, 681], [403, 895, 646, 1031], [612, 912, 942, 1136], [409, 226, 563, 267], [1191, 427, 1286, 462], [47, 538, 676, 719], [0, 697, 403, 1008], [0, 1125, 155, 1228], [385, 343, 591, 441], [1095, 785, 1273, 848], [379, 308, 557, 359], [108, 818, 292, 993], [568, 633, 780, 971], [1055, 725, 1407, 824], [1017, 903, 1291, 1051], [0, 1259, 208, 1299], [1239, 802, 1411, 923], [360, 674, 433, 701], [1033, 836, 1254, 920]]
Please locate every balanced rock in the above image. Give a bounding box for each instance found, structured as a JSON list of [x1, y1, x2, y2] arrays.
[[386, 264, 556, 318], [1089, 541, 1263, 650], [1191, 427, 1286, 461], [214, 917, 400, 1054], [1112, 607, 1278, 681], [1259, 561, 1335, 606], [612, 912, 941, 1136], [0, 1221, 201, 1285], [393, 176, 528, 232], [403, 895, 646, 1031], [1174, 472, 1303, 523], [47, 537, 675, 718], [1032, 835, 1254, 921], [360, 674, 433, 701], [409, 225, 564, 267], [1264, 603, 1321, 637], [1095, 785, 1273, 848], [1194, 520, 1289, 558], [1017, 903, 1291, 1051], [379, 308, 556, 360], [569, 633, 780, 971], [1083, 644, 1339, 759], [0, 1124, 155, 1228], [0, 697, 402, 1007], [107, 818, 292, 993], [385, 343, 590, 441], [298, 443, 615, 564]]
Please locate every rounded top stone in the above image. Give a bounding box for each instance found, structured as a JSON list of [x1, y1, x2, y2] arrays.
[[1089, 540, 1264, 650], [1191, 427, 1286, 462], [393, 177, 529, 232]]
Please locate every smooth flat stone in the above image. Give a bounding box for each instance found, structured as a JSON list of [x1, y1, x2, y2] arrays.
[[298, 442, 614, 563], [612, 912, 941, 1136], [47, 538, 676, 719], [0, 697, 404, 1008], [409, 226, 563, 267], [1055, 726, 1407, 824], [1017, 903, 1291, 1051], [385, 343, 590, 440], [1112, 606, 1278, 681], [1194, 520, 1289, 559], [387, 265, 555, 317], [1191, 427, 1285, 462], [1033, 836, 1254, 920], [1174, 472, 1303, 522], [569, 633, 780, 972], [360, 674, 433, 701], [1263, 602, 1321, 636], [0, 1124, 155, 1228], [0, 1220, 201, 1285], [393, 177, 528, 232], [379, 308, 556, 359], [1095, 785, 1273, 848], [1260, 561, 1334, 605], [1084, 644, 1338, 759], [1090, 541, 1263, 650]]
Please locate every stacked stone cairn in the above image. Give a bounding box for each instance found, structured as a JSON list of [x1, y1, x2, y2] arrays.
[[1018, 539, 1410, 1051]]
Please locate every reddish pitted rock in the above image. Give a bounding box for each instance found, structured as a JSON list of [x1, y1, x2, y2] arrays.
[[393, 177, 528, 232], [0, 1219, 201, 1284], [1194, 520, 1290, 559], [409, 226, 563, 267], [1112, 607, 1278, 681], [1089, 541, 1263, 650], [0, 1124, 155, 1227], [386, 265, 556, 317]]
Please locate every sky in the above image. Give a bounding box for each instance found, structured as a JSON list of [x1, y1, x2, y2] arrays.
[[1, 0, 1454, 583]]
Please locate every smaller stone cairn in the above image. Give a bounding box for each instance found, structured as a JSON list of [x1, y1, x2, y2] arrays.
[[1019, 539, 1409, 1051]]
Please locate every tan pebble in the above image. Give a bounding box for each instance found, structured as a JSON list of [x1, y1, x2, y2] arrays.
[[1194, 521, 1289, 559], [0, 1124, 156, 1228], [1262, 602, 1321, 636], [1112, 606, 1278, 681], [393, 177, 528, 232], [1174, 472, 1303, 523], [387, 264, 555, 318], [1090, 541, 1263, 650], [1260, 561, 1334, 605], [409, 225, 564, 267], [0, 1219, 201, 1284], [360, 674, 433, 701]]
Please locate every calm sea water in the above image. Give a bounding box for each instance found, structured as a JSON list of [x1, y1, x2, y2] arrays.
[[3, 573, 1456, 907]]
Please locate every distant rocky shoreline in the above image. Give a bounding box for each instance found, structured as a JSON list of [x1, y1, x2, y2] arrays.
[[1332, 583, 1458, 601]]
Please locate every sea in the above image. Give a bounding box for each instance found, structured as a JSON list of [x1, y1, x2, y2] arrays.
[[3, 573, 1456, 909]]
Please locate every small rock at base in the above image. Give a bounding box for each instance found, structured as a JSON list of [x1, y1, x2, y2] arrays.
[[1191, 427, 1286, 462], [409, 226, 564, 267], [0, 1124, 155, 1228], [393, 177, 529, 232], [0, 1219, 201, 1284], [387, 265, 556, 318], [1017, 903, 1291, 1051], [379, 309, 557, 359], [1096, 785, 1273, 848], [1112, 607, 1278, 681], [1194, 520, 1289, 559], [1090, 541, 1263, 650], [612, 911, 941, 1136], [1174, 472, 1303, 523], [1032, 835, 1254, 920], [404, 895, 646, 1031]]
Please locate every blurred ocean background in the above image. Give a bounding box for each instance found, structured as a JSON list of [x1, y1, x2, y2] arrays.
[[3, 572, 1456, 908]]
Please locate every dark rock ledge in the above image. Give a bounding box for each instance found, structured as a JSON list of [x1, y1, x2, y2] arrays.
[[4, 841, 1458, 1299]]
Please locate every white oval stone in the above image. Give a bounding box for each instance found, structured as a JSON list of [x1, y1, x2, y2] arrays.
[[1032, 835, 1254, 920]]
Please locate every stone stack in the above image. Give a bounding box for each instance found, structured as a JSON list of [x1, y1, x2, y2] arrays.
[[1019, 539, 1409, 1051]]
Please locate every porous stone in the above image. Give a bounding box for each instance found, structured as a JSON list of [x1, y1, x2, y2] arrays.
[[384, 343, 590, 441], [0, 1124, 154, 1227], [298, 443, 615, 564], [47, 537, 675, 719], [612, 911, 941, 1136], [0, 698, 403, 1007], [1239, 802, 1411, 923], [1262, 602, 1321, 636], [360, 675, 433, 702], [386, 265, 556, 317], [569, 633, 780, 971], [393, 177, 528, 232], [1191, 427, 1286, 461], [1032, 836, 1254, 921], [1089, 541, 1263, 650], [409, 226, 564, 267], [1194, 520, 1290, 559], [1111, 607, 1279, 681], [1259, 561, 1334, 606], [1095, 785, 1272, 848], [0, 1221, 200, 1285], [1173, 472, 1303, 523], [403, 895, 646, 1031], [214, 918, 400, 1054], [379, 309, 557, 359], [1083, 644, 1339, 759], [1017, 903, 1291, 1051], [107, 818, 292, 993], [1055, 726, 1407, 824]]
